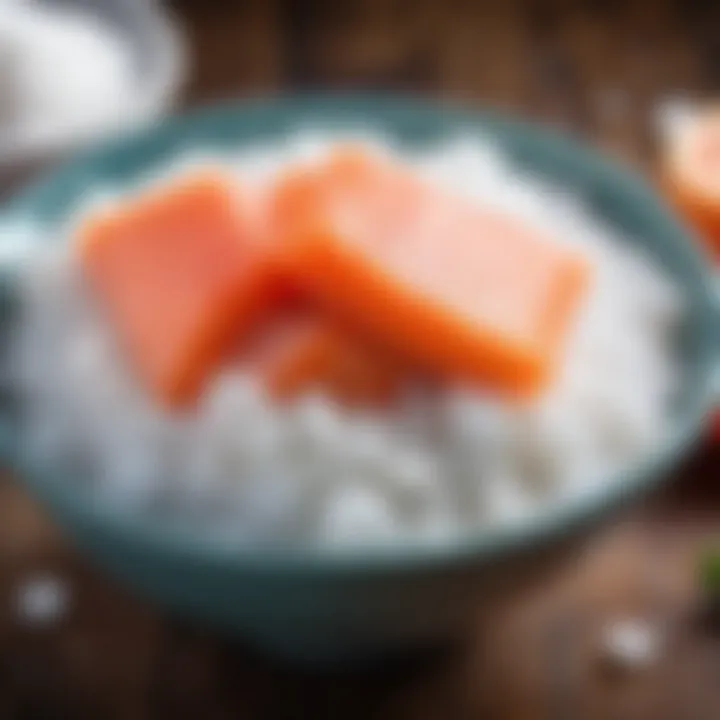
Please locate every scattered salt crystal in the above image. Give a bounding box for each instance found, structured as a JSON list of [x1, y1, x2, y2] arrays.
[[14, 573, 71, 627], [600, 618, 661, 671]]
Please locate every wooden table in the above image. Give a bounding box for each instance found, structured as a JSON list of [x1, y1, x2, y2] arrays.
[[2, 1, 720, 717]]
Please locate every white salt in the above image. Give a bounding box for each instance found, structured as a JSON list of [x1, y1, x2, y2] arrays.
[[0, 1, 136, 153], [14, 572, 71, 627], [601, 618, 661, 671]]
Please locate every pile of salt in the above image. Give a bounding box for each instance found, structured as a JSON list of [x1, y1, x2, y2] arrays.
[[0, 0, 137, 154]]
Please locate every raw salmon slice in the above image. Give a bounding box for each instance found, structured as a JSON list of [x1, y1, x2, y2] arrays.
[[271, 148, 590, 397], [78, 171, 279, 406], [663, 106, 720, 256]]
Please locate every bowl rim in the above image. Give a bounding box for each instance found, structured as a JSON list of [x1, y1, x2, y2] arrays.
[[1, 92, 718, 575]]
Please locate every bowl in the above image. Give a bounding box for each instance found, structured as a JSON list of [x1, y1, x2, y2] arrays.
[[0, 95, 717, 664]]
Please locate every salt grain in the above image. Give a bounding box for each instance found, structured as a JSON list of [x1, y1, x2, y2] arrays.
[[14, 573, 71, 627], [601, 618, 661, 671]]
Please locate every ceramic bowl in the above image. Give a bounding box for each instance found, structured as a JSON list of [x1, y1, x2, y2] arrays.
[[0, 95, 716, 664]]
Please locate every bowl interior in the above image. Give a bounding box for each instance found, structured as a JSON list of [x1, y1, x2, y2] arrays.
[[0, 94, 717, 570]]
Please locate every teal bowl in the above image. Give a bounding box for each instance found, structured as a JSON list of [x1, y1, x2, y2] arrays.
[[0, 95, 717, 664]]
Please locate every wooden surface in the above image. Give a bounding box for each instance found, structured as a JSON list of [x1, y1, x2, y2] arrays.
[[2, 454, 720, 719], [2, 0, 720, 717]]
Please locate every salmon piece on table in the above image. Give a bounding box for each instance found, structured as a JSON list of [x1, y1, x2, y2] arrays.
[[78, 171, 282, 406], [662, 107, 720, 257], [271, 149, 591, 398]]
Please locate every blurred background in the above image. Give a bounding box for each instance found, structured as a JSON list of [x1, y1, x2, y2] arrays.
[[4, 0, 720, 178], [176, 0, 711, 165], [1, 0, 720, 718]]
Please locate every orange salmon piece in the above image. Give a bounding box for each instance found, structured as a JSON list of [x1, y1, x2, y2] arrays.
[[78, 171, 280, 406], [271, 149, 590, 397], [663, 107, 720, 256]]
